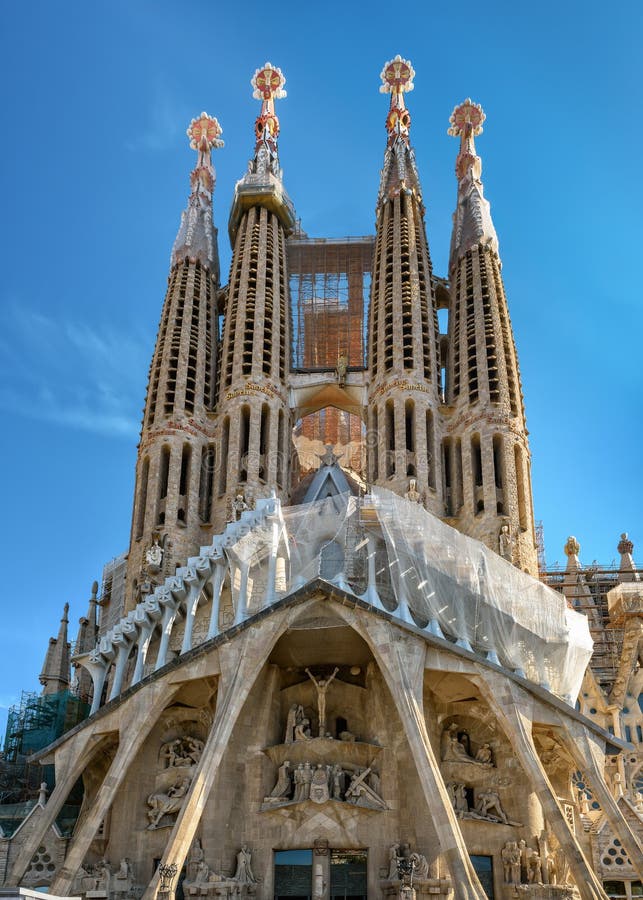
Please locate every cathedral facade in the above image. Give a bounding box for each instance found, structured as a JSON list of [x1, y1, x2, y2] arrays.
[[1, 59, 642, 900]]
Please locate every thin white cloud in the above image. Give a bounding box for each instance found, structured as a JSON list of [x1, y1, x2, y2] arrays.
[[0, 302, 147, 439], [124, 84, 188, 153]]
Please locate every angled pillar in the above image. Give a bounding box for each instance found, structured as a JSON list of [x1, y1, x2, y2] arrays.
[[474, 668, 609, 900], [350, 611, 487, 900], [142, 607, 290, 900], [49, 681, 180, 895]]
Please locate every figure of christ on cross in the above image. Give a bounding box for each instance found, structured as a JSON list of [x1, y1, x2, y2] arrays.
[[305, 667, 339, 737]]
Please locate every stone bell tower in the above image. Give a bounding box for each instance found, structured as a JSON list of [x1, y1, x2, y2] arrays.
[[212, 63, 295, 530], [125, 113, 224, 612], [444, 100, 538, 574], [367, 56, 443, 514]]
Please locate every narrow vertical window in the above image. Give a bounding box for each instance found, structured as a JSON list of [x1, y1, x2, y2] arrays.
[[177, 444, 191, 523], [515, 444, 527, 530], [385, 400, 395, 477], [157, 445, 171, 525], [471, 433, 484, 514], [442, 437, 452, 516], [259, 404, 270, 482], [493, 434, 504, 514], [239, 405, 250, 483], [277, 409, 284, 488], [219, 418, 229, 496], [199, 445, 215, 523], [405, 400, 415, 476], [426, 410, 435, 489], [372, 408, 379, 481], [135, 457, 149, 539]]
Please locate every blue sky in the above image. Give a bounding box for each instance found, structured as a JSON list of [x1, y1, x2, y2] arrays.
[[1, 0, 641, 736]]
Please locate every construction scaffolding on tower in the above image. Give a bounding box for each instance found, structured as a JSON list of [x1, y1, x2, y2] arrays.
[[540, 562, 643, 693]]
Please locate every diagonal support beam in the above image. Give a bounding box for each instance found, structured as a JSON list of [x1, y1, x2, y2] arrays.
[[49, 681, 180, 896], [142, 608, 289, 900], [554, 712, 643, 875], [351, 612, 488, 900], [474, 668, 608, 900], [8, 729, 115, 885]]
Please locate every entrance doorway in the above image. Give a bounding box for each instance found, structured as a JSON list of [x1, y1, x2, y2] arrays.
[[330, 850, 367, 900], [274, 849, 313, 899]]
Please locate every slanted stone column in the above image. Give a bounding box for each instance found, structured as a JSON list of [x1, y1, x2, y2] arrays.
[[555, 712, 643, 874], [49, 681, 180, 896], [473, 668, 609, 900], [349, 612, 488, 900], [8, 729, 115, 885], [141, 607, 290, 900]]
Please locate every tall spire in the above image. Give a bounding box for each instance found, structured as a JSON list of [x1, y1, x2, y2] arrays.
[[171, 112, 223, 273], [216, 63, 294, 524], [377, 56, 422, 207], [368, 56, 442, 511], [229, 62, 294, 242], [39, 602, 71, 695], [447, 99, 498, 272], [250, 62, 286, 177]]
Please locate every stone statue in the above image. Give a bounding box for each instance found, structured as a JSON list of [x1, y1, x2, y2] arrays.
[[474, 743, 493, 766], [336, 353, 348, 387], [305, 667, 339, 736], [564, 536, 580, 558], [345, 767, 387, 810], [455, 783, 469, 817], [233, 845, 257, 884], [146, 538, 163, 572], [302, 762, 313, 800], [498, 523, 513, 561], [293, 763, 305, 802], [95, 860, 112, 894], [267, 760, 291, 800], [231, 492, 249, 522], [293, 717, 312, 741], [442, 723, 475, 763], [146, 776, 191, 828], [388, 843, 401, 880], [187, 838, 205, 882], [410, 852, 429, 880], [331, 764, 344, 800], [284, 703, 303, 744], [501, 842, 521, 884], [112, 857, 133, 894], [527, 851, 542, 884], [405, 478, 422, 504], [475, 788, 508, 823], [310, 763, 331, 803]]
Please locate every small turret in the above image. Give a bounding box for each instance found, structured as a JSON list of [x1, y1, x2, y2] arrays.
[[39, 603, 71, 695], [617, 533, 640, 583]]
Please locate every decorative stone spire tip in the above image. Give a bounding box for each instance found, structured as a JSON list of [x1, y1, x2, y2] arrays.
[[448, 99, 485, 180], [380, 56, 414, 147]]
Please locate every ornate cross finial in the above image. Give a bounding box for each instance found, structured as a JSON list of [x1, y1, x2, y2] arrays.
[[187, 112, 224, 166], [251, 62, 286, 165], [380, 56, 415, 146], [448, 99, 485, 179]]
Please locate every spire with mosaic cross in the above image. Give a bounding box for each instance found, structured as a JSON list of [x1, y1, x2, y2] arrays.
[[377, 55, 422, 207], [250, 61, 286, 176], [170, 111, 223, 271]]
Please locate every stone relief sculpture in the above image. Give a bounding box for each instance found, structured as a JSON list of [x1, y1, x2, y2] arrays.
[[501, 842, 522, 884], [305, 666, 339, 736], [446, 781, 521, 826], [263, 760, 385, 810], [147, 776, 191, 828], [502, 841, 559, 887], [233, 845, 258, 884], [384, 843, 431, 883], [146, 732, 203, 829], [284, 703, 312, 742], [405, 478, 423, 504], [498, 522, 513, 561], [441, 723, 494, 767]]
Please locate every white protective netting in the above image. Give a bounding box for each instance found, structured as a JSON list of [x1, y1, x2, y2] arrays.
[[224, 487, 592, 702]]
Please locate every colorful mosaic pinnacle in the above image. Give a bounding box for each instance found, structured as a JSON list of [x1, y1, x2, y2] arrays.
[[251, 62, 286, 154], [448, 98, 485, 180], [186, 112, 224, 153], [380, 55, 415, 145]]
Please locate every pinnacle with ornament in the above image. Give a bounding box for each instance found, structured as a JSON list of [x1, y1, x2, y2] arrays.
[[251, 62, 286, 157], [380, 55, 415, 146], [448, 98, 485, 180]]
